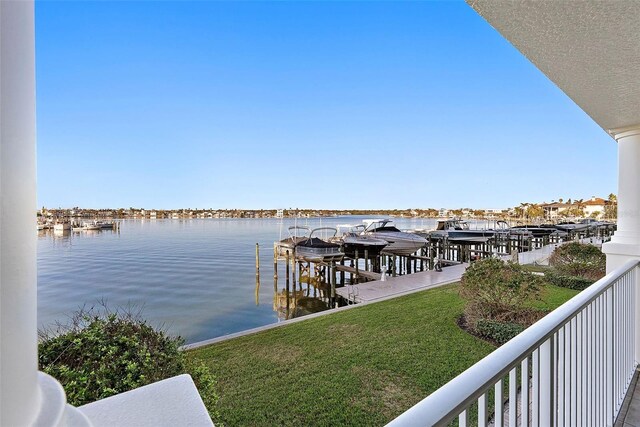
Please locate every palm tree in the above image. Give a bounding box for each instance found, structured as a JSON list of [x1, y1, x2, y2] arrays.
[[605, 193, 618, 219]]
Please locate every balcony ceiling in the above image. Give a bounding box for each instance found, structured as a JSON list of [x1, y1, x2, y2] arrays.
[[467, 0, 640, 137]]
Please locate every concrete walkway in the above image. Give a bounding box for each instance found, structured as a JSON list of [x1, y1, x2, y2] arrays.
[[335, 263, 468, 303]]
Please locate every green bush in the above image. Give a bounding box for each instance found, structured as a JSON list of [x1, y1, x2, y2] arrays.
[[460, 258, 544, 325], [549, 242, 605, 281], [475, 319, 525, 345], [545, 270, 594, 291], [38, 307, 219, 421]]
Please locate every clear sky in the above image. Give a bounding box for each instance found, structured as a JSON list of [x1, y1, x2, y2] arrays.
[[35, 1, 617, 210]]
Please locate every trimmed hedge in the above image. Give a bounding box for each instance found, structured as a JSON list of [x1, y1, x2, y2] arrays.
[[475, 319, 525, 345], [545, 270, 594, 291], [549, 242, 605, 281], [460, 258, 543, 324]]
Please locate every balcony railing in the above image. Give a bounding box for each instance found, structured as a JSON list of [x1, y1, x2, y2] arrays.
[[388, 259, 639, 427]]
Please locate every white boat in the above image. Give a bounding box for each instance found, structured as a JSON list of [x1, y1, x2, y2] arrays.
[[53, 223, 70, 232], [94, 220, 115, 229], [71, 222, 101, 231], [428, 219, 496, 242], [333, 224, 388, 258], [554, 219, 593, 233], [361, 219, 427, 256]]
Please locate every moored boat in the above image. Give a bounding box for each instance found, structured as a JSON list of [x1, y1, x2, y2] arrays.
[[294, 227, 344, 263], [53, 222, 71, 232], [335, 225, 388, 258], [554, 220, 592, 233], [278, 226, 311, 257], [428, 219, 495, 242], [361, 219, 427, 256], [511, 224, 561, 237], [71, 222, 101, 231], [94, 220, 116, 229]]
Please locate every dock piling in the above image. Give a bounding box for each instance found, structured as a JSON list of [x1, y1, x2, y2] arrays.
[[255, 243, 260, 279], [285, 250, 290, 319]]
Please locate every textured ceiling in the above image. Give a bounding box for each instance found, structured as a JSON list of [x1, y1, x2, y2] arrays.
[[467, 0, 640, 137]]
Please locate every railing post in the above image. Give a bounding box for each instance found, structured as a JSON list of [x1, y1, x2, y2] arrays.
[[539, 337, 555, 426], [636, 267, 640, 368], [634, 267, 638, 373], [607, 288, 614, 424]]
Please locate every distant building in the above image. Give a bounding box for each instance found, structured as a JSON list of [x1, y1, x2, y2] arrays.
[[583, 196, 608, 218], [541, 202, 570, 219], [483, 208, 503, 218]]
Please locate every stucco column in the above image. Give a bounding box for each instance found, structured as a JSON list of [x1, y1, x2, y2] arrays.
[[1, 1, 40, 424], [602, 126, 640, 365], [603, 127, 640, 270]]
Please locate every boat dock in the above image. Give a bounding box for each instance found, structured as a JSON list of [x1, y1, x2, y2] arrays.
[[331, 263, 382, 282], [264, 223, 615, 319], [335, 263, 467, 303], [335, 236, 606, 304]]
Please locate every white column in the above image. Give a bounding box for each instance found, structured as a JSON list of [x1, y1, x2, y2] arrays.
[[602, 127, 640, 269], [1, 3, 92, 426], [602, 126, 640, 365], [1, 1, 40, 425]]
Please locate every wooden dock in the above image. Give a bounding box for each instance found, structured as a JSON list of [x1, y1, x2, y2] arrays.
[[333, 264, 382, 281], [335, 263, 468, 303]]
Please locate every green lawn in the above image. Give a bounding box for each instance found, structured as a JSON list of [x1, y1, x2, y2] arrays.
[[521, 263, 553, 273], [189, 283, 578, 426]]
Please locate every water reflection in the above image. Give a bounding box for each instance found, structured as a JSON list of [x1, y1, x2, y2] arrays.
[[273, 288, 329, 320], [39, 217, 435, 343]]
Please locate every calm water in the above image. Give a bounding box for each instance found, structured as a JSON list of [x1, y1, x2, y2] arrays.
[[38, 216, 459, 343]]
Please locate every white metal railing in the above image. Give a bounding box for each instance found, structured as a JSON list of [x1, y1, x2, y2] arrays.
[[388, 259, 639, 427]]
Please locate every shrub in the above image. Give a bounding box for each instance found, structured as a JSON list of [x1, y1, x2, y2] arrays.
[[460, 258, 544, 325], [549, 242, 605, 281], [545, 269, 594, 291], [38, 306, 219, 421], [475, 319, 525, 345]]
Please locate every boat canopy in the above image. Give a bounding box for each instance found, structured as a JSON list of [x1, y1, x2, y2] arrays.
[[336, 224, 366, 236], [435, 219, 469, 231], [363, 219, 401, 233], [287, 225, 311, 238], [309, 227, 338, 239]]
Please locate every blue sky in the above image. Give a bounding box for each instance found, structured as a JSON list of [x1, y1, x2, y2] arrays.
[[35, 1, 616, 210]]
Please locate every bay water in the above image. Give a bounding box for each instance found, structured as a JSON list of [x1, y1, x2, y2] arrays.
[[38, 216, 488, 343]]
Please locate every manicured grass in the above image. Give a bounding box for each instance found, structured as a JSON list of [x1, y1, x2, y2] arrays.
[[521, 263, 553, 273], [534, 283, 580, 311], [189, 283, 579, 426]]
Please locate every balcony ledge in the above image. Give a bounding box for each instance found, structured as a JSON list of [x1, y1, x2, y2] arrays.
[[78, 374, 213, 427]]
